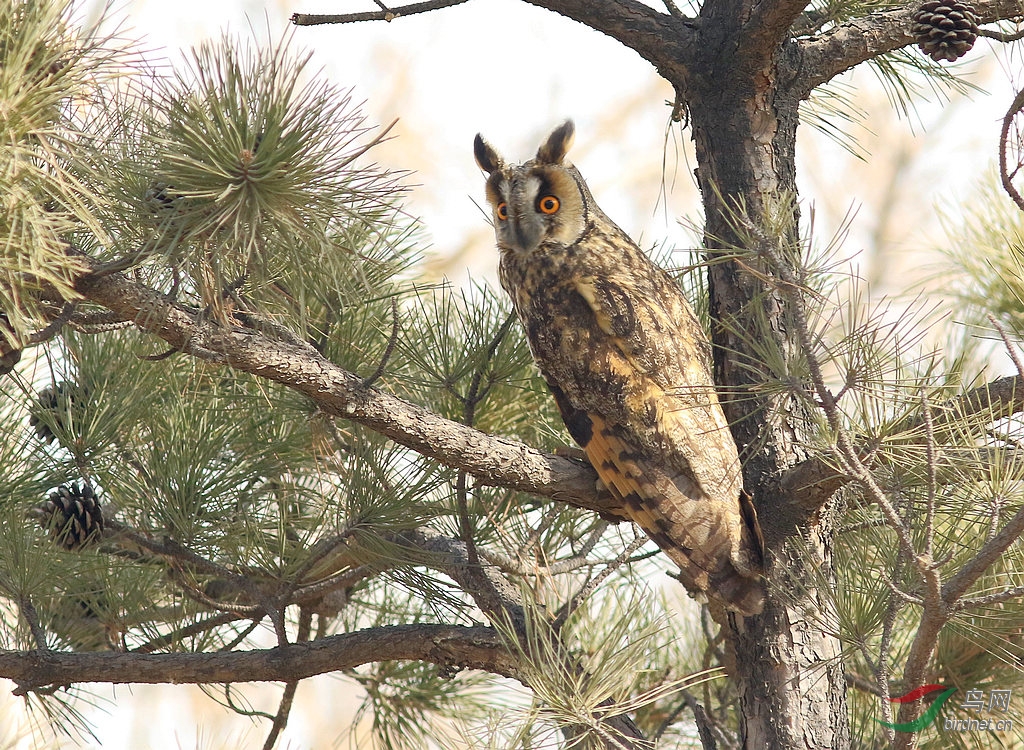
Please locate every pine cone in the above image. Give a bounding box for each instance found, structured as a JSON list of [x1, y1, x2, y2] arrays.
[[912, 0, 979, 62], [29, 382, 85, 444], [32, 482, 104, 551]]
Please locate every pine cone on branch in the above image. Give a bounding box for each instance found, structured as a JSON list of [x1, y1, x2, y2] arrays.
[[912, 0, 979, 62], [31, 482, 105, 551], [29, 382, 86, 444]]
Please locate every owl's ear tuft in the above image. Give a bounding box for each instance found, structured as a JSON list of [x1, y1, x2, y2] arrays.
[[536, 120, 575, 165], [474, 134, 504, 175]]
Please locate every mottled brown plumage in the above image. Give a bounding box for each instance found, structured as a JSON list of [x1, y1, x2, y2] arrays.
[[474, 121, 764, 615]]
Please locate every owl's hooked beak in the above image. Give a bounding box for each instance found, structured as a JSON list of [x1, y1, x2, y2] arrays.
[[507, 214, 544, 254]]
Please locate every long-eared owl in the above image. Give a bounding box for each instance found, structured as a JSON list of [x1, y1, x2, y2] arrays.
[[474, 121, 764, 616]]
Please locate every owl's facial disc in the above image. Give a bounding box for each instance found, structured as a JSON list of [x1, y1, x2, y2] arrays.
[[491, 168, 583, 255]]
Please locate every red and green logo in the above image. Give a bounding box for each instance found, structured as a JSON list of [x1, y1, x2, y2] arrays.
[[876, 685, 957, 732]]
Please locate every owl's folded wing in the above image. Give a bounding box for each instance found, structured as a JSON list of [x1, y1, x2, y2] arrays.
[[585, 411, 763, 614], [571, 272, 743, 499]]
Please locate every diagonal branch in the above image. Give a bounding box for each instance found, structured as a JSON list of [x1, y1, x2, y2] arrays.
[[942, 503, 1024, 606], [68, 259, 625, 520], [738, 0, 813, 70], [0, 624, 515, 693], [794, 0, 1024, 95], [523, 0, 694, 78]]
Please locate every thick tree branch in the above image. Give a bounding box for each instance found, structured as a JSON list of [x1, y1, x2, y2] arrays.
[[522, 0, 692, 77], [739, 0, 812, 71], [1, 624, 514, 693], [795, 0, 1024, 95], [69, 261, 624, 519]]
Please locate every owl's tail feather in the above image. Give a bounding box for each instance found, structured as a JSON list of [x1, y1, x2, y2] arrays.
[[601, 472, 767, 615], [583, 431, 766, 615]]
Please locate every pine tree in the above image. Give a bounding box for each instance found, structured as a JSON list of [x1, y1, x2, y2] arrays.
[[3, 0, 1024, 748]]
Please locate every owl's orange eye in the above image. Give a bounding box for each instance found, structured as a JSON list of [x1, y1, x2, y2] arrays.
[[538, 195, 560, 214], [496, 202, 509, 221]]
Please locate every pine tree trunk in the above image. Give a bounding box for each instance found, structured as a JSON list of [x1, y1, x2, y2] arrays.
[[687, 33, 851, 750]]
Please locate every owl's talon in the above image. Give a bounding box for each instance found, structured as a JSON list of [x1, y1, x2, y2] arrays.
[[553, 445, 587, 461]]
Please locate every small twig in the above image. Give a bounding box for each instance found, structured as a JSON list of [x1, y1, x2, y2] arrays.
[[987, 493, 1003, 542], [662, 0, 685, 18], [262, 608, 311, 750], [682, 691, 718, 750], [291, 0, 470, 25], [223, 683, 275, 721], [19, 598, 48, 650], [871, 582, 901, 739], [219, 619, 264, 652], [998, 86, 1024, 213], [292, 565, 375, 605], [552, 531, 648, 630], [879, 574, 923, 606], [140, 345, 180, 361], [989, 315, 1024, 380], [280, 531, 360, 590], [67, 307, 132, 333], [455, 470, 479, 567], [26, 303, 75, 344], [478, 522, 610, 577], [952, 584, 1024, 612], [845, 672, 884, 698], [979, 26, 1024, 43], [133, 612, 241, 654], [523, 506, 561, 555], [652, 694, 690, 742], [168, 568, 263, 619], [921, 393, 937, 560], [362, 297, 400, 387], [837, 518, 888, 535], [551, 522, 609, 574], [829, 366, 861, 406], [942, 502, 1024, 606], [336, 118, 400, 171]]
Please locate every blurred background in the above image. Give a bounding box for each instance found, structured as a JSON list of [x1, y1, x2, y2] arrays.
[[2, 0, 1019, 746]]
